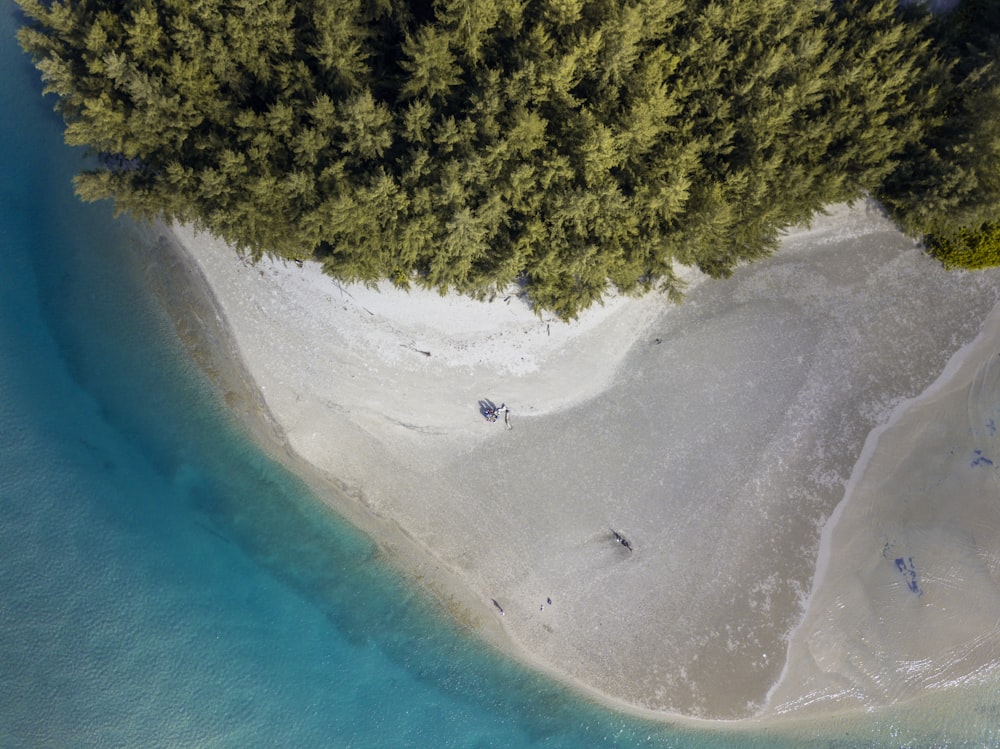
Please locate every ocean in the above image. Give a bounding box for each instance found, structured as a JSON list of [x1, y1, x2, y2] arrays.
[[2, 4, 997, 747]]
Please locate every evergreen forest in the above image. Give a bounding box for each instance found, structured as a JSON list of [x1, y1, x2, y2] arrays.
[[16, 0, 1000, 317]]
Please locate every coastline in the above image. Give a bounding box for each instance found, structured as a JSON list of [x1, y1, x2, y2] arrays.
[[146, 202, 1000, 724], [764, 298, 1000, 717], [138, 224, 518, 649], [140, 220, 679, 712]]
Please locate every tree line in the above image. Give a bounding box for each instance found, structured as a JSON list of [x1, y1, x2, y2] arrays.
[[16, 0, 1000, 317]]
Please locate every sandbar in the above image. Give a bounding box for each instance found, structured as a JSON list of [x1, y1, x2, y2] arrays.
[[147, 201, 1000, 722]]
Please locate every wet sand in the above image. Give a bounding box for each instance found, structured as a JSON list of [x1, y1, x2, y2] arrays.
[[149, 201, 1000, 721], [765, 302, 1000, 717]]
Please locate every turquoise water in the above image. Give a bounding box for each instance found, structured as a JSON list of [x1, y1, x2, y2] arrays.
[[1, 5, 998, 747]]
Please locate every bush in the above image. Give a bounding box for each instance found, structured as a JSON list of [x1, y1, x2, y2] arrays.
[[927, 223, 1000, 270]]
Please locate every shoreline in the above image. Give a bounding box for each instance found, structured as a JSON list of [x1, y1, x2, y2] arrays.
[[763, 292, 1000, 718], [139, 223, 516, 649], [139, 220, 767, 730], [144, 203, 1000, 725], [139, 220, 692, 721]]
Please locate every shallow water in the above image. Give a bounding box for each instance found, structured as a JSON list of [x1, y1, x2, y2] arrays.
[[2, 4, 999, 747]]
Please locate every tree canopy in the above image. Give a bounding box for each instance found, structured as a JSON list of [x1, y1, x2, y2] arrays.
[[16, 0, 1000, 317], [877, 0, 1000, 259]]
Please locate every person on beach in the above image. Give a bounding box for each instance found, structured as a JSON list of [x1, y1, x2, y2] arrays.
[[496, 403, 512, 430], [611, 529, 633, 552]]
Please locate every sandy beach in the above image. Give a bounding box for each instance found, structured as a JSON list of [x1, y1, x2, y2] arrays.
[[765, 302, 1000, 717], [151, 201, 1000, 722]]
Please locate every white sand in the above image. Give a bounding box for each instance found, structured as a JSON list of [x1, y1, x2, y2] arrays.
[[169, 222, 670, 481], [164, 201, 1000, 722]]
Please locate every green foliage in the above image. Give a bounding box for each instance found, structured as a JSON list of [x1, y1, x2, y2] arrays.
[[877, 0, 1000, 249], [15, 0, 992, 317], [927, 222, 1000, 270]]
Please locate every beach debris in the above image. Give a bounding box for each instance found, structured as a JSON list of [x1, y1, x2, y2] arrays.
[[894, 556, 923, 596], [492, 598, 505, 616], [971, 449, 993, 467], [611, 528, 634, 552], [401, 344, 432, 357]]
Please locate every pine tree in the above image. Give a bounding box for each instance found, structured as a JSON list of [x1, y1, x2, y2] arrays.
[[17, 0, 994, 317]]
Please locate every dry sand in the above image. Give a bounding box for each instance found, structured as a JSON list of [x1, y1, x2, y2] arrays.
[[155, 201, 1000, 722]]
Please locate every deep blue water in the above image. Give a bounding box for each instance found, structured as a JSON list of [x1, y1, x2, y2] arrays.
[[2, 5, 999, 748]]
